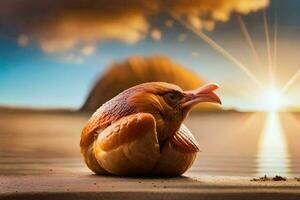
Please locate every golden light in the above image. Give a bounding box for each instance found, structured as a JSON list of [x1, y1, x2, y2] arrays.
[[260, 85, 283, 111], [257, 85, 290, 176], [169, 6, 295, 177], [257, 112, 290, 176]]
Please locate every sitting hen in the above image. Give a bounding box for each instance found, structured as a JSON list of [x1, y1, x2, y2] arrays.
[[80, 82, 221, 176]]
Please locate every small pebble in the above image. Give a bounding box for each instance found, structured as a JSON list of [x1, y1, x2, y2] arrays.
[[273, 175, 286, 181], [251, 175, 287, 182]]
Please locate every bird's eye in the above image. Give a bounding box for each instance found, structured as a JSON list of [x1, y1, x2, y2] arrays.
[[164, 92, 181, 104]]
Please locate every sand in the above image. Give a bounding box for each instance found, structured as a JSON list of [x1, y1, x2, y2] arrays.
[[1, 172, 300, 200], [1, 109, 300, 199]]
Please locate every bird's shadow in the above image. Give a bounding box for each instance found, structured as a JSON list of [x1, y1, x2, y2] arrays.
[[86, 173, 196, 181]]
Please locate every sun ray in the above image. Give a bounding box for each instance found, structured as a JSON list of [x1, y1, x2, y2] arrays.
[[169, 11, 263, 89], [273, 9, 278, 81], [236, 112, 259, 133], [263, 9, 273, 83], [237, 15, 264, 69], [222, 87, 255, 99], [257, 112, 290, 176], [281, 68, 300, 94]]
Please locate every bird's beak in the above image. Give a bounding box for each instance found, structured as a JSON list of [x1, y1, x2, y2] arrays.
[[181, 83, 221, 110]]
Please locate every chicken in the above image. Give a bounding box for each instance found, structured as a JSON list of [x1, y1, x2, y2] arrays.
[[80, 82, 221, 176]]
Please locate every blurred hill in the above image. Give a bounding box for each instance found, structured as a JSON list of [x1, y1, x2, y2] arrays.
[[0, 106, 77, 115], [81, 55, 221, 112]]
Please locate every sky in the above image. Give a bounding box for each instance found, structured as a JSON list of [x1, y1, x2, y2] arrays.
[[1, 0, 300, 111]]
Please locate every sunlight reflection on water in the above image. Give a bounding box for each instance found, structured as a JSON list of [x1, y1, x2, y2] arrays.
[[257, 112, 290, 176]]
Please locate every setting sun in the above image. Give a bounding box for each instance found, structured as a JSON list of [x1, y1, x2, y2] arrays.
[[2, 1, 300, 199], [260, 85, 283, 111]]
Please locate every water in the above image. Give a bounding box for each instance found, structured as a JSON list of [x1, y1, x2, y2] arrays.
[[257, 112, 290, 176], [0, 111, 299, 177]]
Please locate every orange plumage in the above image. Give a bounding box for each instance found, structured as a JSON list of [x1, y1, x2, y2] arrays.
[[80, 82, 221, 176]]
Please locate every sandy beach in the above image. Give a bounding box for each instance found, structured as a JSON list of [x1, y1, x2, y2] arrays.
[[2, 0, 300, 198], [2, 173, 300, 200], [1, 110, 300, 199]]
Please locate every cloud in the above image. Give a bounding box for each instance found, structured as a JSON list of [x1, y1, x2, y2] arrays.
[[151, 29, 161, 41], [0, 0, 269, 54], [81, 45, 96, 56], [37, 14, 149, 54], [1, 0, 157, 55], [164, 0, 270, 30]]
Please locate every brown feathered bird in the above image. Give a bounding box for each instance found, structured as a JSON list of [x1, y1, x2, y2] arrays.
[[80, 82, 221, 176]]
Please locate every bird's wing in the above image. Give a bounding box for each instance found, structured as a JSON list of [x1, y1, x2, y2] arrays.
[[170, 124, 200, 153], [96, 113, 159, 151], [80, 98, 136, 147], [94, 113, 160, 175], [152, 124, 199, 176]]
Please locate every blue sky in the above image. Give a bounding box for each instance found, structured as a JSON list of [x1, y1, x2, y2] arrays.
[[1, 0, 300, 110]]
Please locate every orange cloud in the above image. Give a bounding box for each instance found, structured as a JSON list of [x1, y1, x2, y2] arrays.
[[1, 0, 269, 54], [37, 14, 149, 53], [151, 29, 162, 41], [81, 45, 96, 56], [4, 0, 158, 55], [165, 0, 270, 30]]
